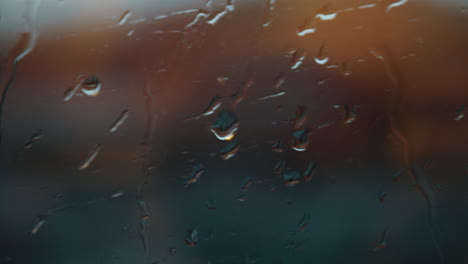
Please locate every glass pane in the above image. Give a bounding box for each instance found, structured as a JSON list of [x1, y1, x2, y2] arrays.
[[1, 0, 467, 263]]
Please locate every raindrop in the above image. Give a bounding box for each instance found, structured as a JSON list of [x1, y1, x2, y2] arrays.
[[344, 104, 357, 124], [30, 215, 46, 235], [292, 129, 310, 152], [240, 177, 254, 192], [315, 3, 337, 21], [219, 139, 240, 160], [111, 191, 125, 199], [341, 61, 352, 76], [232, 77, 254, 109], [274, 160, 286, 174], [217, 76, 229, 86], [236, 192, 248, 202], [386, 0, 408, 13], [296, 17, 316, 37], [210, 110, 239, 141], [294, 213, 311, 233], [314, 44, 329, 65], [290, 105, 307, 129], [118, 10, 132, 25], [272, 139, 284, 153], [206, 0, 235, 25], [81, 75, 101, 97], [78, 144, 102, 171], [184, 163, 205, 187], [373, 225, 391, 251], [183, 227, 199, 247], [273, 72, 287, 90], [185, 96, 223, 120], [283, 170, 301, 187], [303, 161, 318, 181], [24, 129, 42, 149], [257, 90, 286, 101], [110, 110, 129, 133], [64, 75, 86, 101], [454, 105, 467, 121], [290, 49, 307, 70]]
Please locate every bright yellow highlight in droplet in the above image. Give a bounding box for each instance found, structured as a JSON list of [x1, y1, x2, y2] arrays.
[[225, 133, 235, 141]]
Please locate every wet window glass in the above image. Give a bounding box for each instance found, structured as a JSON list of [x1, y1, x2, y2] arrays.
[[1, 0, 468, 263]]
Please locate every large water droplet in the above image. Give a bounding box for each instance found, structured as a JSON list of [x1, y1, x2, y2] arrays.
[[314, 44, 329, 65], [81, 76, 101, 96], [211, 110, 239, 141], [292, 129, 310, 152], [296, 17, 316, 37]]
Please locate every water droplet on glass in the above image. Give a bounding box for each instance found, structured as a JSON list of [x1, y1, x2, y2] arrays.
[[78, 144, 102, 171], [240, 177, 254, 192], [183, 227, 199, 247], [206, 0, 235, 25], [341, 61, 352, 76], [118, 10, 132, 25], [293, 213, 311, 233], [290, 49, 306, 70], [64, 75, 86, 101], [283, 170, 301, 187], [30, 215, 46, 235], [314, 45, 329, 65], [187, 96, 224, 121], [81, 75, 101, 97], [386, 0, 408, 13], [454, 105, 467, 121], [296, 17, 316, 37], [219, 139, 240, 160], [303, 161, 318, 182], [274, 160, 286, 174], [373, 225, 391, 251], [273, 72, 287, 90], [258, 90, 286, 101], [290, 105, 307, 129], [292, 129, 310, 152], [210, 110, 239, 141], [233, 191, 247, 202], [344, 104, 358, 124], [111, 191, 125, 199], [272, 139, 284, 153], [24, 129, 42, 149], [110, 110, 129, 133], [184, 163, 205, 187]]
